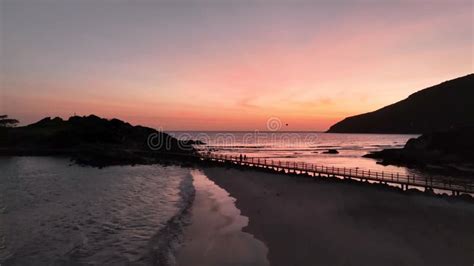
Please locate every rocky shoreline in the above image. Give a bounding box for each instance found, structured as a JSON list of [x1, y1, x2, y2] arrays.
[[364, 127, 474, 174], [0, 115, 197, 167]]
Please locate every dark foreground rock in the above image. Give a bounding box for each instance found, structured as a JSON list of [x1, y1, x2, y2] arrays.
[[0, 115, 196, 167], [323, 149, 339, 154], [364, 127, 474, 170]]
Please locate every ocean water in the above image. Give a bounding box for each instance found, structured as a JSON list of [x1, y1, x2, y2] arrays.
[[169, 131, 474, 187], [169, 132, 418, 174], [0, 157, 194, 265], [170, 131, 474, 181]]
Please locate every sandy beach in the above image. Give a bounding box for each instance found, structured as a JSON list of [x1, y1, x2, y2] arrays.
[[176, 170, 269, 266], [200, 166, 474, 266]]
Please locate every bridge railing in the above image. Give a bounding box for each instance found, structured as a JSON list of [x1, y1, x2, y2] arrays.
[[199, 153, 474, 193]]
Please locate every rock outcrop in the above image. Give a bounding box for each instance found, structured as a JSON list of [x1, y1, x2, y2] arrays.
[[364, 127, 474, 169], [0, 115, 196, 166]]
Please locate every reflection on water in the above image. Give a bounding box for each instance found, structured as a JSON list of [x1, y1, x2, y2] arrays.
[[0, 157, 193, 265], [170, 132, 415, 173], [170, 132, 472, 182]]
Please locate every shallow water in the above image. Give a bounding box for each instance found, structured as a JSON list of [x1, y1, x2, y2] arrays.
[[0, 157, 193, 265]]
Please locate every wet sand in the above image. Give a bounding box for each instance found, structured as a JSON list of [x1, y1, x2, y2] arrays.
[[202, 166, 474, 266], [175, 170, 268, 266]]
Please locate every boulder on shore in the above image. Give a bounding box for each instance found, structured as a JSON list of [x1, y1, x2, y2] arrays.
[[364, 127, 474, 169], [323, 149, 339, 154]]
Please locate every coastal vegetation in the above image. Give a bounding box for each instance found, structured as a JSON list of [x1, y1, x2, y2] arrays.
[[0, 115, 19, 128]]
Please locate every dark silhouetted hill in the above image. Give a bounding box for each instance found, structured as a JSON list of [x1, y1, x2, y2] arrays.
[[0, 115, 195, 166], [327, 74, 474, 134]]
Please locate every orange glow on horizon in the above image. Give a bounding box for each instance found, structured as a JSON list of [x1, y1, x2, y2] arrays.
[[2, 1, 473, 130]]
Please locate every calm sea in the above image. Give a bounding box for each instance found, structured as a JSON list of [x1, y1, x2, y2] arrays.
[[169, 132, 419, 175], [0, 157, 194, 265]]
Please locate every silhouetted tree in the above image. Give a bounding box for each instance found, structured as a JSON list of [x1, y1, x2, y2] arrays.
[[0, 115, 19, 128]]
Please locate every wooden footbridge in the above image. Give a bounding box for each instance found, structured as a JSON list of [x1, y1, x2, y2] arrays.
[[197, 153, 474, 195]]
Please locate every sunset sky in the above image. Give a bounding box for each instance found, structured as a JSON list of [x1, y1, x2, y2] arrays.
[[1, 0, 473, 131]]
